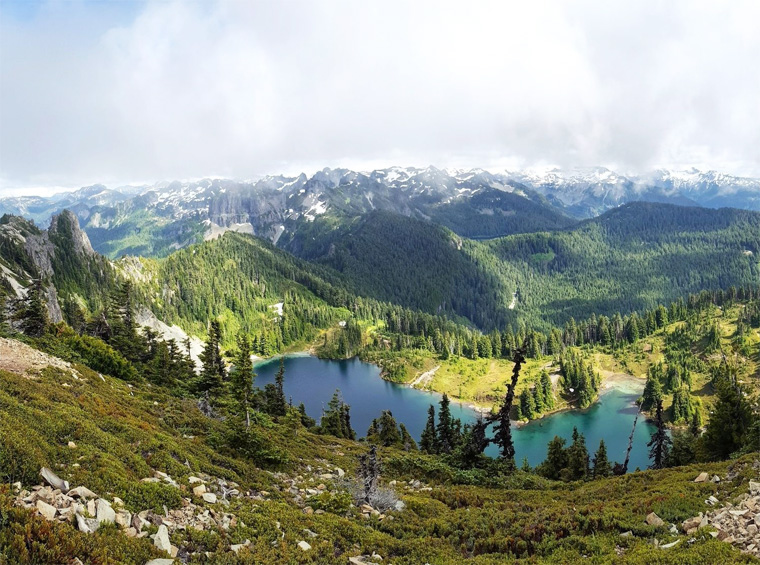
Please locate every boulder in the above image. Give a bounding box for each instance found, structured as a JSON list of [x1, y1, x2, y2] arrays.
[[115, 510, 132, 529], [750, 481, 760, 495], [68, 486, 97, 499], [76, 513, 99, 534], [202, 492, 217, 504], [154, 524, 172, 553], [193, 484, 206, 496], [682, 515, 703, 534], [40, 467, 69, 493], [694, 472, 709, 483], [36, 500, 57, 521], [96, 499, 116, 524], [645, 512, 665, 527]]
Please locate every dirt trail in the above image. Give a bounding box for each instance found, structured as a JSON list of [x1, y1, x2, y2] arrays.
[[0, 337, 80, 378], [410, 365, 440, 388]]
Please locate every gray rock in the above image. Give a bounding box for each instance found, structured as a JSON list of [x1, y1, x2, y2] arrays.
[[646, 512, 665, 527], [76, 513, 100, 534], [154, 524, 172, 553], [144, 560, 175, 565], [297, 540, 312, 551], [40, 467, 69, 493], [68, 486, 97, 499], [36, 500, 57, 521], [96, 499, 116, 524], [202, 492, 217, 504], [694, 472, 709, 483], [750, 481, 760, 495]]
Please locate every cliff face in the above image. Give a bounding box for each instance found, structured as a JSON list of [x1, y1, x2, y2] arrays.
[[0, 210, 108, 322]]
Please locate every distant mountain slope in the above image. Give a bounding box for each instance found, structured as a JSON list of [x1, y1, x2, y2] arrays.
[[298, 203, 760, 330]]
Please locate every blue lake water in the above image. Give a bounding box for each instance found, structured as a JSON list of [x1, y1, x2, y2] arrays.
[[254, 354, 657, 470]]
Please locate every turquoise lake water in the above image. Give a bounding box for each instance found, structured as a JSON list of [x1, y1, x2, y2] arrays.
[[254, 354, 656, 469]]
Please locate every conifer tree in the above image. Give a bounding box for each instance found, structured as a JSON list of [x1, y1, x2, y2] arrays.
[[491, 343, 526, 464], [399, 423, 417, 451], [648, 399, 672, 469], [436, 393, 457, 454], [566, 427, 590, 480], [538, 436, 568, 480], [231, 334, 254, 428], [15, 278, 49, 337], [198, 320, 226, 395], [591, 439, 612, 479], [420, 404, 438, 453]]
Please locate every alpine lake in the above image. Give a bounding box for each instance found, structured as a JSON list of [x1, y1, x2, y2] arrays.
[[254, 354, 657, 469]]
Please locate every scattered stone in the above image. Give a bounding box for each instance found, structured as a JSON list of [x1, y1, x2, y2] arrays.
[[154, 524, 172, 553], [193, 484, 207, 496], [645, 512, 665, 527], [694, 472, 709, 483], [202, 492, 217, 504], [40, 467, 69, 493], [303, 528, 318, 538], [230, 539, 251, 553], [76, 513, 99, 534], [115, 510, 132, 529], [394, 500, 405, 512], [96, 499, 116, 524], [660, 540, 681, 549], [67, 441, 77, 449], [145, 560, 175, 565], [750, 481, 760, 495], [188, 476, 203, 484], [620, 531, 633, 538], [297, 540, 312, 551], [68, 486, 97, 499], [36, 500, 57, 521], [336, 467, 345, 478], [711, 475, 721, 483]]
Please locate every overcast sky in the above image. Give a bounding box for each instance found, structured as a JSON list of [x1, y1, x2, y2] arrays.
[[1, 0, 759, 196]]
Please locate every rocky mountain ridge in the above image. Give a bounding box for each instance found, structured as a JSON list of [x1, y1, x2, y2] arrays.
[[6, 165, 758, 259]]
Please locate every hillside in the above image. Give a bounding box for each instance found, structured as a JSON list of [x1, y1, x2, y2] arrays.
[[297, 203, 760, 330], [1, 332, 759, 564]]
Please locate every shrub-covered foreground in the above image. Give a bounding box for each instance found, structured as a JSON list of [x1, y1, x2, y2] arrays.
[[1, 346, 759, 564]]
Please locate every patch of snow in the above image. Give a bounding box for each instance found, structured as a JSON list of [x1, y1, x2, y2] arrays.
[[269, 302, 284, 317]]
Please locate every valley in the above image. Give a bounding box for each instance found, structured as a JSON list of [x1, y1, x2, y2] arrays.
[[1, 185, 759, 564]]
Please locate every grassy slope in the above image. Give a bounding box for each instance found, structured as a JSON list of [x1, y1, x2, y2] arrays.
[[1, 339, 759, 564]]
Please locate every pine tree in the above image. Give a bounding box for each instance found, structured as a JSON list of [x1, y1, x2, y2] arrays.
[[458, 415, 490, 468], [376, 410, 401, 447], [420, 404, 438, 454], [648, 399, 672, 469], [265, 357, 287, 417], [231, 334, 254, 428], [436, 393, 457, 454], [591, 439, 612, 479], [538, 436, 568, 480], [491, 343, 526, 463], [565, 427, 589, 480], [15, 278, 49, 337], [520, 388, 536, 420], [198, 320, 226, 395], [702, 367, 753, 460], [399, 423, 417, 451], [540, 370, 554, 409]]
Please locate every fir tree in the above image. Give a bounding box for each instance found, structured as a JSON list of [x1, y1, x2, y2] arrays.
[[565, 427, 589, 481], [231, 334, 254, 428], [491, 343, 526, 464], [399, 423, 417, 451], [648, 399, 672, 469], [538, 436, 568, 480], [420, 404, 438, 453], [436, 393, 457, 454], [15, 278, 49, 337], [198, 320, 226, 395], [591, 439, 612, 479]]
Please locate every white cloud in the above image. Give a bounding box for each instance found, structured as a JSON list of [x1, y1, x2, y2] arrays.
[[1, 0, 759, 195]]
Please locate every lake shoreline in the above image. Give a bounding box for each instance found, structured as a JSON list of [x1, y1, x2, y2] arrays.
[[259, 350, 647, 427]]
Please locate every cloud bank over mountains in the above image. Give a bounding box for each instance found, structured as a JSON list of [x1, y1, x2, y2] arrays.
[[1, 0, 759, 194]]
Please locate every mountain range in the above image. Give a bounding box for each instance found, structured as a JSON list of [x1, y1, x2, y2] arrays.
[[2, 166, 759, 259]]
